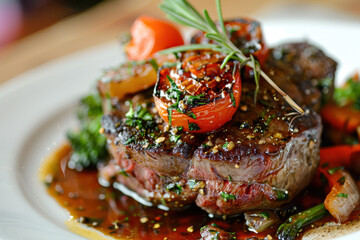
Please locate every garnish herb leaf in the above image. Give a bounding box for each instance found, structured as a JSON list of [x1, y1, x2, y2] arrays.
[[229, 89, 236, 107], [334, 76, 360, 110], [67, 93, 108, 171], [220, 191, 236, 201], [259, 212, 270, 219], [118, 169, 129, 177], [123, 102, 158, 145], [164, 76, 199, 124], [167, 107, 173, 125], [166, 183, 183, 195], [274, 189, 289, 201], [328, 166, 344, 175], [188, 122, 201, 131], [336, 193, 348, 198], [170, 134, 181, 143]]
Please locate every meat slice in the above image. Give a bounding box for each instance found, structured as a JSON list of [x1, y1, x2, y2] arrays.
[[263, 42, 337, 111], [100, 42, 335, 215]]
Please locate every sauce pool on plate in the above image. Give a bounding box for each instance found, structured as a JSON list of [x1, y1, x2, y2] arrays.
[[39, 143, 278, 240]]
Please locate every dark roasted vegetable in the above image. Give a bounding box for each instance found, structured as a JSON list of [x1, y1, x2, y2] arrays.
[[67, 93, 108, 171], [244, 210, 279, 233]]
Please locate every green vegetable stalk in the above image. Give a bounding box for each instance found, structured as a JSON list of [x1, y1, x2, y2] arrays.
[[276, 203, 329, 240]]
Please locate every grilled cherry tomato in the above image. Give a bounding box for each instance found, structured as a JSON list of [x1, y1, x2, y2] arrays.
[[191, 18, 268, 64], [321, 103, 360, 133], [126, 15, 184, 61], [153, 51, 241, 133]]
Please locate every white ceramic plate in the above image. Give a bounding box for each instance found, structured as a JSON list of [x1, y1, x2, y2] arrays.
[[1, 19, 360, 240]]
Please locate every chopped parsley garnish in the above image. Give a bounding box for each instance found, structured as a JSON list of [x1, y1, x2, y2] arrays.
[[211, 223, 219, 227], [170, 134, 181, 143], [67, 93, 108, 171], [228, 175, 232, 182], [124, 101, 157, 132], [229, 89, 236, 107], [200, 225, 208, 231], [259, 212, 270, 219], [118, 169, 129, 177], [223, 142, 229, 149], [334, 76, 360, 110], [220, 191, 236, 202], [188, 122, 201, 131], [274, 189, 289, 201], [166, 183, 183, 195], [163, 76, 197, 125], [328, 166, 344, 175], [122, 101, 158, 146], [336, 193, 348, 198], [124, 137, 135, 145], [184, 93, 209, 106], [265, 114, 276, 126]]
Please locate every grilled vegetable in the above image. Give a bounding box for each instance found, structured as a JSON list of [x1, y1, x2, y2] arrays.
[[322, 168, 360, 223], [126, 15, 184, 61], [321, 74, 360, 133], [67, 93, 108, 171], [97, 54, 177, 104], [321, 103, 360, 133], [319, 145, 360, 169], [153, 50, 241, 133], [97, 61, 158, 102], [276, 203, 328, 240], [244, 210, 279, 233]]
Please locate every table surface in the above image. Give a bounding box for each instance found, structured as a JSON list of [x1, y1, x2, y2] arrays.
[[1, 0, 360, 84]]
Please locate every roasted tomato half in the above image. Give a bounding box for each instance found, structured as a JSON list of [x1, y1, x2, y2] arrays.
[[191, 18, 268, 64], [98, 54, 176, 102], [153, 51, 241, 133]]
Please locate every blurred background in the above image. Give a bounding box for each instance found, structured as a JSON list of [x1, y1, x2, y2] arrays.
[[0, 0, 360, 83]]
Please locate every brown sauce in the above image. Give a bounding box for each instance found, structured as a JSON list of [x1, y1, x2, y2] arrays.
[[41, 143, 360, 240]]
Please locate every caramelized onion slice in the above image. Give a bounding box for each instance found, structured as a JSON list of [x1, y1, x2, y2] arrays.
[[244, 210, 279, 233], [324, 169, 360, 223]]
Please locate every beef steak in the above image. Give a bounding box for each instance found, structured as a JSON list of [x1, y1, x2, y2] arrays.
[[99, 42, 336, 215]]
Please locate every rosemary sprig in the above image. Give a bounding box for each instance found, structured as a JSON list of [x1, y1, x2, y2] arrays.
[[159, 0, 304, 116]]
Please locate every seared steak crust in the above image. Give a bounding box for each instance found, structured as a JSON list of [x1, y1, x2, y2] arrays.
[[264, 42, 337, 111], [100, 42, 335, 215]]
